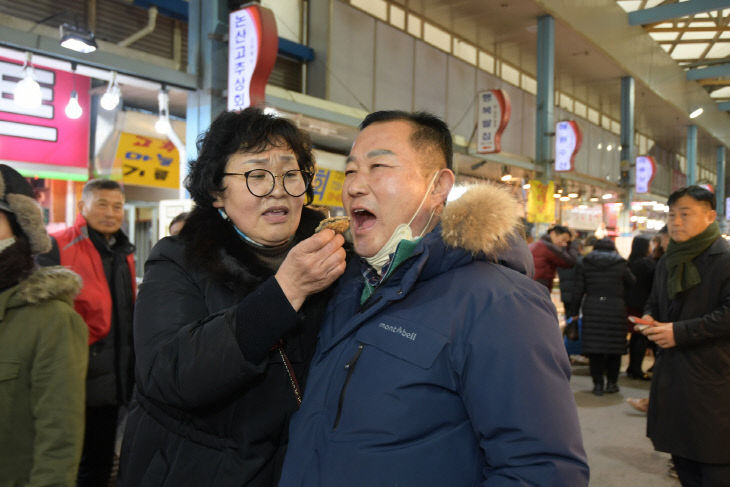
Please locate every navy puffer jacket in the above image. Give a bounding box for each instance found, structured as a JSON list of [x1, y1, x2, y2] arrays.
[[280, 185, 589, 486]]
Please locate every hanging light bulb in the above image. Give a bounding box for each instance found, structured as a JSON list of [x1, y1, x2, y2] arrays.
[[65, 90, 82, 119], [13, 52, 42, 109], [155, 87, 171, 134], [64, 62, 82, 119], [100, 72, 121, 111]]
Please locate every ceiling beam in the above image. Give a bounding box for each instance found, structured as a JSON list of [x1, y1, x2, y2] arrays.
[[628, 0, 730, 26], [649, 27, 730, 33], [687, 62, 730, 79], [718, 101, 730, 110], [698, 79, 730, 85]]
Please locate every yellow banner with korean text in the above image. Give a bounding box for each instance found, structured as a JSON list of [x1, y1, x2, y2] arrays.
[[311, 168, 345, 208], [116, 132, 180, 189], [526, 179, 556, 223]]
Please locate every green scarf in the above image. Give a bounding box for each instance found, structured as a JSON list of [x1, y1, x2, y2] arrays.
[[664, 221, 721, 299]]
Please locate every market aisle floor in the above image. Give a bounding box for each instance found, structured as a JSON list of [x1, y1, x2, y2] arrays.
[[570, 358, 679, 487]]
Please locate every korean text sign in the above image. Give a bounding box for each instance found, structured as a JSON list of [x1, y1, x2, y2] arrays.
[[228, 5, 278, 111], [477, 89, 511, 154], [554, 120, 582, 172], [115, 132, 180, 189], [635, 156, 656, 194]]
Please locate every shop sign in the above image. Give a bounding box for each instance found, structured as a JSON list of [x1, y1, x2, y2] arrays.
[[115, 132, 179, 189], [311, 168, 345, 208], [228, 5, 278, 111], [726, 198, 730, 220], [0, 56, 90, 168], [554, 120, 582, 172], [635, 155, 656, 193], [476, 89, 511, 154], [561, 204, 603, 231], [526, 179, 556, 223]]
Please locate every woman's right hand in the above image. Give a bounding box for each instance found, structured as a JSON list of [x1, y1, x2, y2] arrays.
[[275, 229, 347, 311]]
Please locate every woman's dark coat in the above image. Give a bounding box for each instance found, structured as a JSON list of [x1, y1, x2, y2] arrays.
[[646, 237, 730, 464], [118, 207, 330, 487], [571, 249, 635, 355], [626, 256, 656, 316]]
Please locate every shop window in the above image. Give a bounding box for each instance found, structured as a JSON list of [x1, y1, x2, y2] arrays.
[[601, 115, 612, 130], [479, 51, 495, 73], [500, 62, 520, 88], [559, 93, 573, 112], [611, 120, 621, 135], [351, 0, 388, 21], [521, 74, 537, 95], [423, 22, 451, 52], [453, 39, 477, 65], [389, 4, 405, 29], [588, 108, 600, 125], [407, 13, 422, 38]]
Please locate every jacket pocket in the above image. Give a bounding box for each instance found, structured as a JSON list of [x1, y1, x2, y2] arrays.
[[356, 318, 448, 369], [0, 361, 20, 382]]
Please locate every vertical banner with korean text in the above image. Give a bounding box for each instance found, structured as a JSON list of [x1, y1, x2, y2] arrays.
[[228, 5, 278, 111], [476, 89, 511, 154], [554, 121, 582, 172], [635, 156, 656, 194]]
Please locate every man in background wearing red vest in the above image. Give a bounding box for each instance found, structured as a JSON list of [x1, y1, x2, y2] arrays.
[[38, 179, 136, 486]]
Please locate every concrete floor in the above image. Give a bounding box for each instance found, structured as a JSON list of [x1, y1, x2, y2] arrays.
[[570, 358, 680, 487]]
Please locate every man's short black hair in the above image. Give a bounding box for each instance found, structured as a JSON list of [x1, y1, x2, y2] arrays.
[[359, 110, 453, 171], [548, 225, 570, 235], [82, 179, 124, 200], [667, 185, 716, 210]]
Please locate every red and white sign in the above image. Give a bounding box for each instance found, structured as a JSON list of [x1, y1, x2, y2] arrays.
[[554, 120, 582, 172], [477, 89, 510, 154], [228, 5, 278, 111], [0, 56, 90, 168], [635, 155, 656, 194]]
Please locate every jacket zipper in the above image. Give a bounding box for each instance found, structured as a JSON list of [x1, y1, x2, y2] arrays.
[[333, 343, 365, 430], [278, 347, 302, 407]]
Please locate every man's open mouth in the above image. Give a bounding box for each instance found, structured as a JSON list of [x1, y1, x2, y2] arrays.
[[351, 208, 376, 231]]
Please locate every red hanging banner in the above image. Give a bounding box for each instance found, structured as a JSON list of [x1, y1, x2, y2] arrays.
[[476, 89, 511, 154]]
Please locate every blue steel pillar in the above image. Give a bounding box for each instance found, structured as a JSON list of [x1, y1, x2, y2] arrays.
[[686, 125, 697, 186], [536, 15, 554, 184], [620, 76, 634, 235], [718, 146, 727, 231], [186, 0, 228, 168]]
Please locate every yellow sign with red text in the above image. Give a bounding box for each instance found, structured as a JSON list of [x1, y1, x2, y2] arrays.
[[116, 132, 180, 189]]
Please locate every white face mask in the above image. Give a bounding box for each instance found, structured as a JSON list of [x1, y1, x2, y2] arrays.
[[365, 171, 440, 274], [0, 236, 16, 255]]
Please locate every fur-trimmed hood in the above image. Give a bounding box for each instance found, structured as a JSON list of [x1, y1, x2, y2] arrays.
[[4, 266, 82, 307], [440, 183, 533, 277]]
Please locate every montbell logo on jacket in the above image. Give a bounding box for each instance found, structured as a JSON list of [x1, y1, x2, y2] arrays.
[[279, 184, 589, 487]]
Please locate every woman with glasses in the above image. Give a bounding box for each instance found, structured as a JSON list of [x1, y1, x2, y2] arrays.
[[119, 108, 346, 487]]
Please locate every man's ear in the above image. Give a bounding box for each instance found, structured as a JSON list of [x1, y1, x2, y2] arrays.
[[432, 169, 455, 204], [77, 198, 86, 215], [707, 209, 717, 224]]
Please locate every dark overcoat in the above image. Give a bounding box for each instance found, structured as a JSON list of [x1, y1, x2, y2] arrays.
[[646, 237, 730, 464], [571, 250, 635, 355]]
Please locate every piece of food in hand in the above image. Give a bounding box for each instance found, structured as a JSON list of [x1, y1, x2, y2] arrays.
[[315, 216, 351, 234]]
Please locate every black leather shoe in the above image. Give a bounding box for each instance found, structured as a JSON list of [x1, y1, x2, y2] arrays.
[[605, 382, 620, 393], [592, 383, 604, 396]]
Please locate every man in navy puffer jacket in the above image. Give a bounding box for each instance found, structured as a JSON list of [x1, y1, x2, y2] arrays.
[[280, 111, 589, 486]]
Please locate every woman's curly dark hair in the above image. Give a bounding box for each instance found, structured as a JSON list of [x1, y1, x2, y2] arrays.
[[186, 107, 315, 207]]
